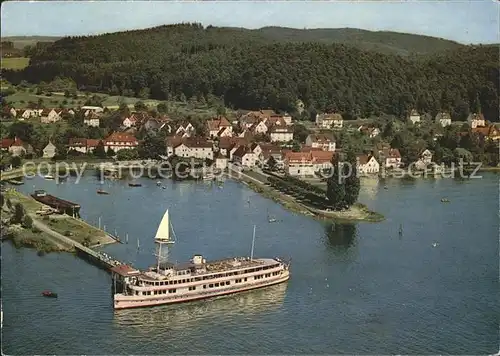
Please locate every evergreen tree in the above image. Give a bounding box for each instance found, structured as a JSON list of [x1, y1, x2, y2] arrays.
[[343, 149, 360, 207], [326, 155, 346, 210], [94, 140, 106, 158]]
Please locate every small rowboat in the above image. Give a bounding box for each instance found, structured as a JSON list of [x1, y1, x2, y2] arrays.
[[97, 189, 109, 195], [41, 291, 58, 298], [128, 183, 142, 187]]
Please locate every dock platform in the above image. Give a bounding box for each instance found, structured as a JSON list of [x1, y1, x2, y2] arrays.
[[31, 190, 81, 217]]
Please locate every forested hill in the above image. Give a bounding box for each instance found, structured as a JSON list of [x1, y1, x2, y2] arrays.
[[3, 23, 498, 121], [254, 27, 464, 56]]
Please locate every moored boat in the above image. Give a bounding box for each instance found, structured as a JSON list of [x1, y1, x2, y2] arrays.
[[44, 174, 55, 180], [128, 182, 142, 187], [41, 290, 58, 298], [111, 211, 291, 310]]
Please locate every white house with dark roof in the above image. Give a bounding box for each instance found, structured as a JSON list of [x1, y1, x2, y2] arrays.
[[305, 133, 336, 152]]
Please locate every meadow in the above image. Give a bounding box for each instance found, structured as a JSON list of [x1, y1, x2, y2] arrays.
[[1, 57, 30, 70]]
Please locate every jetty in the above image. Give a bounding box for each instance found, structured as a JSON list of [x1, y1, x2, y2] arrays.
[[31, 190, 81, 217], [74, 245, 123, 271]]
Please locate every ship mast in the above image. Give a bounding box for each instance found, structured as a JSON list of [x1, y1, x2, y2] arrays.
[[154, 209, 175, 271], [250, 224, 256, 261]]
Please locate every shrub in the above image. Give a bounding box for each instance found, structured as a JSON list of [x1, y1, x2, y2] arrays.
[[22, 215, 33, 229]]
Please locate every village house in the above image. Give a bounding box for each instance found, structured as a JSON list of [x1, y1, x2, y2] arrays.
[[357, 155, 380, 175], [435, 112, 452, 127], [42, 141, 57, 158], [282, 113, 293, 126], [379, 148, 402, 169], [173, 138, 213, 160], [239, 113, 262, 129], [232, 145, 258, 168], [283, 151, 314, 176], [467, 113, 486, 128], [122, 112, 148, 128], [40, 108, 62, 124], [269, 126, 294, 142], [315, 113, 343, 129], [249, 121, 269, 135], [414, 149, 433, 170], [472, 124, 500, 141], [81, 106, 104, 116], [214, 153, 228, 171], [2, 107, 17, 118], [264, 115, 287, 127], [408, 109, 421, 124], [0, 137, 33, 156], [258, 143, 284, 168], [68, 138, 101, 154], [358, 126, 381, 138], [84, 112, 100, 127], [143, 116, 171, 132], [206, 116, 232, 138], [217, 126, 233, 138], [175, 122, 195, 138], [19, 109, 42, 119], [104, 132, 139, 153], [305, 133, 336, 152], [283, 150, 334, 177]]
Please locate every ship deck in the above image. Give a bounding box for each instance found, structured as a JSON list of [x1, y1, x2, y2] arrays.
[[139, 257, 278, 281]]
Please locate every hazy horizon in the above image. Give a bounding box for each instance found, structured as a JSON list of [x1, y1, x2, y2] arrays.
[[1, 1, 499, 45]]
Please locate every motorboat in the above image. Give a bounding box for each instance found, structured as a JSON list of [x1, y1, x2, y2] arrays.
[[41, 290, 58, 298]]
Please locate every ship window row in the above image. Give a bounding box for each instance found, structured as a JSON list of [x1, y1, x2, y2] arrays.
[[255, 271, 280, 280], [136, 288, 177, 296], [140, 264, 279, 286]]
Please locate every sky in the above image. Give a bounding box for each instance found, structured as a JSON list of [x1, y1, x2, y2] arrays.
[[1, 1, 499, 44]]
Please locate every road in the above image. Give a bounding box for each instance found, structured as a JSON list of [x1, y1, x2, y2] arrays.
[[227, 165, 269, 186]]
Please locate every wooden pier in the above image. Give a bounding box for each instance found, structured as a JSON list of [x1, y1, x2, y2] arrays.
[[74, 245, 123, 272]]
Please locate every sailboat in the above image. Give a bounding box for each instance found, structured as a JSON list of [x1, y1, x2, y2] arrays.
[[111, 212, 291, 310]]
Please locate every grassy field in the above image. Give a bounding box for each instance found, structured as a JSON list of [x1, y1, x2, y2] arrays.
[[5, 89, 234, 118], [1, 57, 30, 70]]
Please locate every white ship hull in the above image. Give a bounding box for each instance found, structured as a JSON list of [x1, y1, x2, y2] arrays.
[[113, 265, 290, 309], [114, 265, 290, 310]]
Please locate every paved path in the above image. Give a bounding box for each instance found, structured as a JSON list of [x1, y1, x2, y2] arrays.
[[227, 165, 268, 186], [29, 214, 80, 250]]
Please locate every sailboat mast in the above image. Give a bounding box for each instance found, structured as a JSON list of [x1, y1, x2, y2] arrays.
[[250, 224, 256, 261], [157, 243, 162, 271]]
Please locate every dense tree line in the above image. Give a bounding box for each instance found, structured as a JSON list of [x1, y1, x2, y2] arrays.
[[2, 24, 498, 121]]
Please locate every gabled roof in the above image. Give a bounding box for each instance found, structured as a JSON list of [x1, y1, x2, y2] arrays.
[[180, 138, 212, 149], [472, 125, 500, 137], [105, 132, 138, 144], [318, 113, 343, 120], [383, 148, 401, 159], [468, 113, 486, 122], [269, 125, 293, 133], [233, 145, 253, 158], [307, 133, 334, 143], [435, 112, 451, 121], [310, 150, 334, 163], [207, 116, 231, 131]]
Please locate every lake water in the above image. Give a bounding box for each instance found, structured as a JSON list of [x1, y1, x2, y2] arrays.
[[2, 173, 499, 354]]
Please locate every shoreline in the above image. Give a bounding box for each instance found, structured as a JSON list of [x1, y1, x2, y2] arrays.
[[2, 188, 117, 254], [240, 179, 384, 223]]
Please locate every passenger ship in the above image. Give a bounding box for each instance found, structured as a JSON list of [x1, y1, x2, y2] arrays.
[[111, 210, 291, 310]]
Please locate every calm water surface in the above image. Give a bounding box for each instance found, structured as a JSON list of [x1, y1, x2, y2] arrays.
[[2, 173, 498, 354]]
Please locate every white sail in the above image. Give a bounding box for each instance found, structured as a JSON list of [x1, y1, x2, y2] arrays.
[[155, 209, 171, 242]]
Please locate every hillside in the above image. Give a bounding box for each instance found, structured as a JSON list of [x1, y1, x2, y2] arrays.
[[1, 24, 498, 121], [1, 36, 61, 49], [253, 27, 464, 56]]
